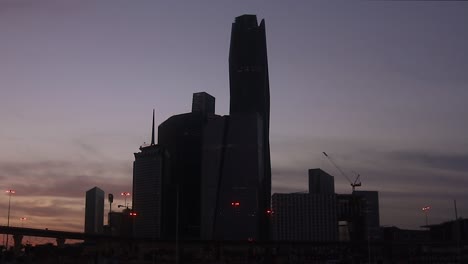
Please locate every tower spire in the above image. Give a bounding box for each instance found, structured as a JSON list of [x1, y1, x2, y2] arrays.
[[151, 109, 155, 145]]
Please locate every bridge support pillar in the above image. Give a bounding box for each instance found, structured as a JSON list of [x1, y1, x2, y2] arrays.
[[13, 234, 23, 252], [56, 237, 66, 248]]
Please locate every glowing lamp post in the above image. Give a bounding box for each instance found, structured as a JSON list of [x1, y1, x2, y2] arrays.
[[121, 192, 131, 208], [422, 206, 431, 226], [20, 217, 27, 228], [5, 190, 16, 249]]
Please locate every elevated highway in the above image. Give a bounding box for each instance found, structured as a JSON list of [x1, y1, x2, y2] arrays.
[[0, 225, 132, 250]]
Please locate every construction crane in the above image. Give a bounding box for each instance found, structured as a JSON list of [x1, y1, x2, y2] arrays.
[[322, 152, 361, 192]]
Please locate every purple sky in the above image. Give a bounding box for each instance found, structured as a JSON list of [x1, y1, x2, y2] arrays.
[[1, 0, 467, 232]]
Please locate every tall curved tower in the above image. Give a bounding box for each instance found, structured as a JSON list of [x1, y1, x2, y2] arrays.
[[211, 15, 271, 241], [229, 14, 270, 125]]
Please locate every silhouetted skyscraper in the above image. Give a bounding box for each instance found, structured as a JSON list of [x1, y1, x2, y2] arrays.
[[158, 92, 216, 239], [229, 15, 270, 123], [132, 110, 167, 239], [85, 187, 104, 234], [200, 114, 227, 239], [207, 15, 271, 241], [144, 15, 272, 241]]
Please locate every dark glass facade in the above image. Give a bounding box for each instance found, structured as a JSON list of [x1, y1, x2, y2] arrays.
[[229, 15, 270, 124], [158, 92, 216, 239], [206, 14, 272, 241], [212, 114, 266, 240], [133, 15, 272, 242]]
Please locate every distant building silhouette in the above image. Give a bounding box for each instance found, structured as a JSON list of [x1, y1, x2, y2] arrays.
[[309, 168, 335, 194], [336, 191, 381, 241], [382, 226, 429, 243], [272, 193, 337, 241], [271, 169, 381, 242], [353, 190, 380, 240], [132, 110, 168, 239], [272, 169, 337, 241], [336, 194, 366, 241], [84, 187, 104, 234], [202, 114, 268, 240], [192, 92, 215, 116], [158, 92, 216, 240], [199, 114, 226, 240], [204, 14, 271, 241], [107, 208, 135, 237], [133, 15, 272, 241], [426, 218, 468, 242]]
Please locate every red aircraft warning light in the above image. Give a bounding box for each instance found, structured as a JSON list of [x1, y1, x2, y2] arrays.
[[129, 211, 137, 216], [231, 201, 240, 207], [266, 209, 274, 215]]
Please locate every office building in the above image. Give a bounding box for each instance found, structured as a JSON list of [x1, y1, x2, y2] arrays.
[[353, 190, 380, 240], [272, 192, 337, 241], [200, 114, 227, 240], [336, 194, 366, 241], [85, 187, 105, 234], [192, 92, 215, 116], [132, 110, 168, 239], [141, 15, 272, 241], [158, 92, 216, 239], [271, 169, 337, 241], [336, 191, 380, 241], [203, 14, 271, 241], [107, 209, 135, 237], [427, 218, 468, 242], [209, 114, 267, 240], [309, 168, 335, 194]]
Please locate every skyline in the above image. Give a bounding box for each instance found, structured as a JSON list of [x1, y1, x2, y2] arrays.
[[1, 1, 468, 232]]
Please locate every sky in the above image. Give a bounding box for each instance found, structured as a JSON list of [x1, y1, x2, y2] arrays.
[[1, 0, 467, 233]]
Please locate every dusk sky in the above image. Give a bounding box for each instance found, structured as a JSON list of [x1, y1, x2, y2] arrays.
[[1, 1, 467, 232]]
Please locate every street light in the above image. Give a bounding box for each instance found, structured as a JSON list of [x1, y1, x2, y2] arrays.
[[422, 206, 431, 226], [121, 192, 131, 208], [5, 189, 16, 249], [20, 217, 27, 228]]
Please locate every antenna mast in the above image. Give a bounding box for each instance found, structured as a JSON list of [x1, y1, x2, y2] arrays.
[[151, 109, 155, 145]]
